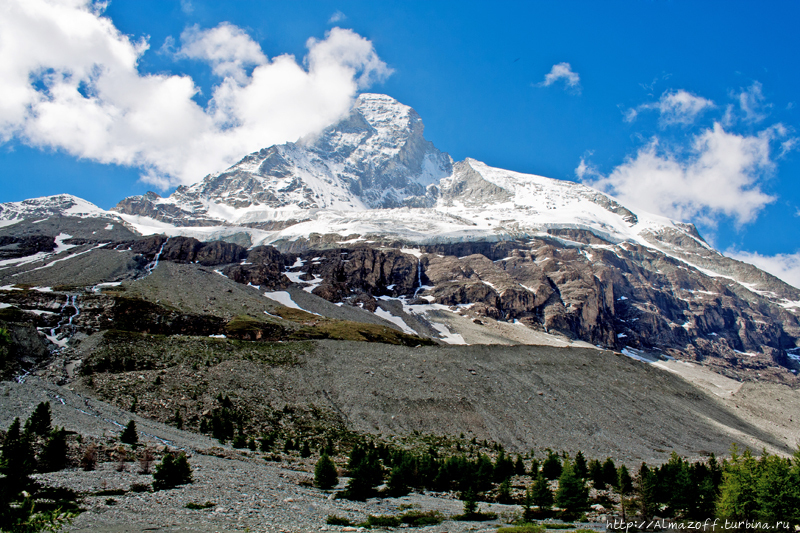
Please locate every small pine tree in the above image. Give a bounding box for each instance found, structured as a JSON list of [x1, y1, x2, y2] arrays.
[[0, 418, 34, 483], [461, 488, 478, 516], [617, 464, 634, 495], [497, 478, 512, 504], [153, 452, 193, 491], [541, 449, 562, 480], [522, 486, 536, 522], [300, 441, 311, 458], [120, 420, 138, 446], [555, 460, 589, 515], [588, 458, 605, 489], [529, 458, 540, 476], [493, 449, 515, 482], [25, 401, 52, 437], [174, 409, 183, 430], [38, 427, 68, 473], [634, 463, 657, 521], [602, 457, 618, 490], [514, 454, 527, 476], [342, 450, 382, 500], [573, 451, 588, 479], [314, 453, 338, 490], [386, 460, 412, 497], [530, 471, 553, 509]]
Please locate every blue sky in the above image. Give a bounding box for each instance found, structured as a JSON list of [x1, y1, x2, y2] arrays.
[[2, 1, 799, 284]]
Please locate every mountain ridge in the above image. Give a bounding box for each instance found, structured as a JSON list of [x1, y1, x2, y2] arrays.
[[1, 93, 800, 385]]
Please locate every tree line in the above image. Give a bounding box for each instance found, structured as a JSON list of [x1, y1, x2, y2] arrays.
[[312, 439, 800, 526]]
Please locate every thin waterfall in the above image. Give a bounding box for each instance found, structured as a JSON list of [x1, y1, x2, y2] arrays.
[[144, 237, 168, 276], [413, 258, 423, 297]]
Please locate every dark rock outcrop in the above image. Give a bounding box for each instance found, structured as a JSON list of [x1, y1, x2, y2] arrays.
[[0, 235, 56, 259]]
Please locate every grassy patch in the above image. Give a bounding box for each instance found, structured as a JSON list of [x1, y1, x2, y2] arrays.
[[326, 515, 354, 526], [80, 330, 309, 375], [185, 501, 215, 510], [359, 515, 402, 528], [400, 509, 446, 526], [497, 525, 546, 533], [291, 319, 436, 346]]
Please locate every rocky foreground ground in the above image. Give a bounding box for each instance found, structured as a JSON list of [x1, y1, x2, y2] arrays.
[[2, 377, 614, 533]]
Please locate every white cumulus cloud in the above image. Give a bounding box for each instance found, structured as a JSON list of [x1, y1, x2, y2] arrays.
[[626, 89, 714, 126], [178, 23, 267, 84], [581, 123, 787, 225], [0, 0, 392, 189], [725, 250, 800, 290], [538, 62, 580, 93]]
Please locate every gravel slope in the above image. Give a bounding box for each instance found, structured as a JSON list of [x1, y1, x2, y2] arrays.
[[0, 378, 534, 533]]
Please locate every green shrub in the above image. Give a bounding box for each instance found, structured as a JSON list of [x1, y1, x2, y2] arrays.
[[152, 452, 193, 491], [185, 501, 215, 510], [325, 515, 353, 526], [232, 433, 247, 448], [130, 483, 150, 493]]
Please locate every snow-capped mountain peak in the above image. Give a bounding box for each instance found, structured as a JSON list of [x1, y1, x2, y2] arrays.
[[0, 194, 109, 221], [113, 93, 453, 226]]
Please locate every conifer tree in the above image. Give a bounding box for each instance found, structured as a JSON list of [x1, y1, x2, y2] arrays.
[[588, 458, 605, 489], [530, 471, 553, 510], [38, 427, 68, 473], [461, 488, 478, 516], [386, 455, 414, 497], [300, 441, 311, 458], [664, 452, 692, 517], [493, 449, 515, 482], [0, 418, 34, 484], [602, 457, 617, 490], [573, 451, 588, 479], [25, 401, 52, 438], [497, 478, 512, 504], [529, 458, 540, 476], [555, 459, 588, 515], [617, 464, 633, 495], [716, 445, 759, 521], [541, 449, 562, 480], [120, 420, 138, 446], [753, 453, 798, 524], [314, 453, 338, 490], [634, 463, 657, 521], [522, 486, 536, 522], [514, 454, 527, 476], [475, 454, 494, 491], [342, 449, 382, 500]]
